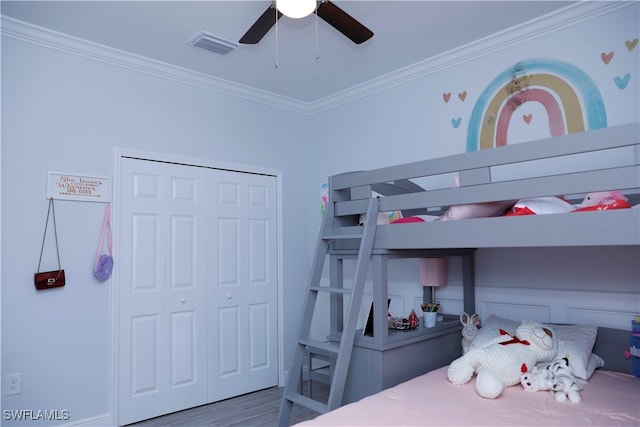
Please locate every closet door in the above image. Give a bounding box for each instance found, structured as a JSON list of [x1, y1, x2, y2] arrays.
[[118, 158, 209, 425], [208, 170, 278, 401]]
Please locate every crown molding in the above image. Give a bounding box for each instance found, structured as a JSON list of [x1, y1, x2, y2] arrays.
[[1, 1, 625, 116], [0, 15, 312, 114], [306, 1, 628, 114]]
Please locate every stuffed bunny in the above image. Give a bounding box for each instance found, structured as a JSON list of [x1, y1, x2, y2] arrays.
[[460, 312, 480, 354]]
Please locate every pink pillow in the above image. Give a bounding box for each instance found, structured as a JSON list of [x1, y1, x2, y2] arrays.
[[439, 200, 516, 221], [392, 216, 425, 224]]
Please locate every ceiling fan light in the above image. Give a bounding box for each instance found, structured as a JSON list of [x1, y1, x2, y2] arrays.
[[276, 0, 316, 19]]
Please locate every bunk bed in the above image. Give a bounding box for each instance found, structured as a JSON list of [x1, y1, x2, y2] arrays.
[[296, 123, 640, 426]]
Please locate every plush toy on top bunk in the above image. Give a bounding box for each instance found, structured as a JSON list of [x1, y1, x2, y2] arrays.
[[447, 320, 560, 399], [505, 190, 631, 216], [573, 190, 631, 212], [520, 357, 583, 403]]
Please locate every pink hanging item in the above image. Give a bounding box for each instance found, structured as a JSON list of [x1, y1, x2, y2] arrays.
[[93, 203, 113, 282]]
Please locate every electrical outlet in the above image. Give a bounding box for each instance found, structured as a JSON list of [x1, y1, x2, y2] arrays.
[[5, 373, 21, 395]]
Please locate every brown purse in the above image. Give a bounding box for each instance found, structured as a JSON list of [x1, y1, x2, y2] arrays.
[[34, 198, 65, 290]]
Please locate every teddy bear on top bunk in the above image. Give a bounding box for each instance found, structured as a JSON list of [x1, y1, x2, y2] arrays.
[[520, 357, 583, 403], [447, 320, 560, 399]]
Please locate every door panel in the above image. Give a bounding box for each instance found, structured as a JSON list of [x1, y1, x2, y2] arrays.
[[130, 314, 160, 395], [208, 171, 278, 402], [119, 159, 208, 425], [119, 158, 278, 423]]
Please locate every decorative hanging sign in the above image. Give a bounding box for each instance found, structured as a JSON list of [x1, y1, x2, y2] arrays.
[[47, 172, 111, 202]]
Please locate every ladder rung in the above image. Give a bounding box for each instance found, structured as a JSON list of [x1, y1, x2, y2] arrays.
[[322, 233, 362, 240], [285, 392, 329, 414], [309, 286, 352, 295], [299, 339, 340, 355], [309, 366, 331, 383]]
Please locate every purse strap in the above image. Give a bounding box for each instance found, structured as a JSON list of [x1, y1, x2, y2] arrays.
[[94, 203, 112, 270], [37, 198, 61, 273]]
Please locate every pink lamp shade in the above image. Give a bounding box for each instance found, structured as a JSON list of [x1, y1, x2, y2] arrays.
[[419, 258, 447, 287]]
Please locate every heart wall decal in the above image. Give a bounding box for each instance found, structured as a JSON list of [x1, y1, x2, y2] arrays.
[[451, 117, 462, 129], [523, 114, 533, 124], [458, 91, 467, 102], [601, 51, 614, 64], [614, 73, 631, 89], [443, 92, 451, 103], [626, 38, 639, 51]]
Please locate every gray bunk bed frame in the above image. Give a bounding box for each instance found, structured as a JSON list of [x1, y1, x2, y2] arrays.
[[330, 122, 639, 249], [278, 123, 639, 425]]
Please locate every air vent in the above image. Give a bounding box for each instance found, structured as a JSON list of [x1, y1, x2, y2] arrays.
[[190, 32, 238, 55]]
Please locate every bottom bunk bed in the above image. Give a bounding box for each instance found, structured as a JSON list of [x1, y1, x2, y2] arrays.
[[296, 323, 640, 426]]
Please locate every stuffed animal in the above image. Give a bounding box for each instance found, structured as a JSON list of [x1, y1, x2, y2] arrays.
[[447, 320, 560, 399], [580, 190, 627, 207], [521, 357, 582, 403], [520, 365, 554, 392], [575, 190, 630, 212], [460, 312, 480, 354], [547, 357, 583, 403]]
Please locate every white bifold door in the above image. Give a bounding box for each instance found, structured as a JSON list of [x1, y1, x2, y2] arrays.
[[117, 157, 278, 425]]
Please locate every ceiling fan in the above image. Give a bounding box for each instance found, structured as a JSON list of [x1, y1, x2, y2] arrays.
[[239, 1, 374, 45]]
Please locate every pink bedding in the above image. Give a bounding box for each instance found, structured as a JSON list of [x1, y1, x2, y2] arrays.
[[295, 366, 640, 426]]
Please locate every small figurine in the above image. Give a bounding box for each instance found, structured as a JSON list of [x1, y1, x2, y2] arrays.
[[408, 309, 419, 328]]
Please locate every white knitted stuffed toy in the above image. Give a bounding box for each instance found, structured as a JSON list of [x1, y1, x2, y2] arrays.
[[447, 320, 560, 399]]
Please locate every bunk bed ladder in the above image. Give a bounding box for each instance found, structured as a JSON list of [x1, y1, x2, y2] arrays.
[[277, 197, 378, 426]]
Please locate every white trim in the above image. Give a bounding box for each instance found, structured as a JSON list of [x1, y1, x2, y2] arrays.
[[0, 1, 628, 115], [308, 1, 628, 114], [59, 413, 113, 427], [0, 16, 310, 115], [109, 148, 284, 424]]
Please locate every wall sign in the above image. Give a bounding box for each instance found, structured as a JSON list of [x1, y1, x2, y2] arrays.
[[47, 172, 111, 202]]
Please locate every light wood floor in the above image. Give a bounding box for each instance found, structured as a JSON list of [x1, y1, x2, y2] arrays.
[[127, 382, 329, 427]]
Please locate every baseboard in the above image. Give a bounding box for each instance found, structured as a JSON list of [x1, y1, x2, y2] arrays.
[[60, 413, 113, 427]]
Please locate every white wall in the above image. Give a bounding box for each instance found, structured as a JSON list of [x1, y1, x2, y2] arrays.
[[1, 30, 315, 425], [1, 2, 638, 426]]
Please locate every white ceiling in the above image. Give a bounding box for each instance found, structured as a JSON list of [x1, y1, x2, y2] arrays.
[[2, 1, 578, 104]]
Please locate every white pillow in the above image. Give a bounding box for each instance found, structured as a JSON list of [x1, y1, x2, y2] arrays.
[[511, 196, 575, 214], [584, 353, 606, 380], [469, 315, 599, 379], [551, 323, 599, 380]]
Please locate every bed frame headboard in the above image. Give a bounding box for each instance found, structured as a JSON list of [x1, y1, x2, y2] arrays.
[[594, 327, 634, 376]]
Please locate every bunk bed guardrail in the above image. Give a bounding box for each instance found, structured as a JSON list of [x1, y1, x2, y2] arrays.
[[327, 123, 640, 249]]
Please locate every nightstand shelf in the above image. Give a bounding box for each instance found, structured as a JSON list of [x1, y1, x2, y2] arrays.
[[323, 250, 475, 404]]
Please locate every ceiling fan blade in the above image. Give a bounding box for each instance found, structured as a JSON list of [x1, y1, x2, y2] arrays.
[[316, 1, 373, 44], [239, 5, 282, 44]]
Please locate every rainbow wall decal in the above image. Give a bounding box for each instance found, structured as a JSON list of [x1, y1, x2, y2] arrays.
[[466, 59, 607, 151]]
